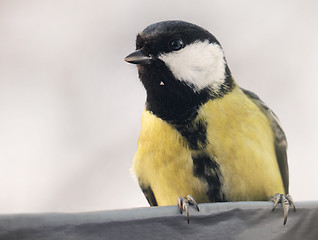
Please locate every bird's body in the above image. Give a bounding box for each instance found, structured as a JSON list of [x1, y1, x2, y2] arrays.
[[125, 21, 293, 220], [134, 85, 285, 206]]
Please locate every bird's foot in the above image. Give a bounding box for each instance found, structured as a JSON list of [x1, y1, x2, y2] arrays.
[[177, 194, 200, 224], [270, 193, 296, 225]]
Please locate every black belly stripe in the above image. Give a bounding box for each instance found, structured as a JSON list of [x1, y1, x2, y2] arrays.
[[174, 117, 225, 202], [192, 153, 225, 202], [140, 185, 158, 206], [175, 118, 208, 150]]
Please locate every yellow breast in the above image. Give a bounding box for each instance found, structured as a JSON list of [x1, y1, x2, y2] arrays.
[[133, 86, 285, 206], [202, 87, 285, 200], [133, 110, 210, 205]]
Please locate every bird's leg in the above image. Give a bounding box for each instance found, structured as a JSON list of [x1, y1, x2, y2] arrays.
[[270, 193, 296, 225], [177, 194, 200, 224]]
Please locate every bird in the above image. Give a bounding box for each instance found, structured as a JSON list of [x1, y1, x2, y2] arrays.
[[125, 20, 295, 225]]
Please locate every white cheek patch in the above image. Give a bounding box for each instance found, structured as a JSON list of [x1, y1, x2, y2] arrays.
[[158, 41, 226, 92]]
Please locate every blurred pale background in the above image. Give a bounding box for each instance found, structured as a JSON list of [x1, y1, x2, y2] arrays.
[[0, 0, 317, 213]]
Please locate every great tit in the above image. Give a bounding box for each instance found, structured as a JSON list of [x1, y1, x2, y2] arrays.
[[125, 20, 295, 225]]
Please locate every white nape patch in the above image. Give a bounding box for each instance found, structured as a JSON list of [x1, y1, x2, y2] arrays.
[[158, 40, 226, 91]]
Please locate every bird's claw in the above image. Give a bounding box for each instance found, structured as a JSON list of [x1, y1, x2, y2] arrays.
[[271, 193, 296, 225], [177, 194, 199, 224]]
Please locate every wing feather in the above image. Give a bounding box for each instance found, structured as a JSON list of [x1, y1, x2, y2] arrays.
[[140, 185, 158, 206], [241, 88, 289, 194]]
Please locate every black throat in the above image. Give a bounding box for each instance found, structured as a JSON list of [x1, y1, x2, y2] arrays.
[[139, 61, 234, 124]]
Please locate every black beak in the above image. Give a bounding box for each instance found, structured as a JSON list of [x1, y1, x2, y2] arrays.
[[125, 49, 152, 65]]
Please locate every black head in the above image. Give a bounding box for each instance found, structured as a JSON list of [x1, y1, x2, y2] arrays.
[[125, 20, 233, 123], [135, 21, 220, 57]]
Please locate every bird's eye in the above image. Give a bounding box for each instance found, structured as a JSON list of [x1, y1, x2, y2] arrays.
[[169, 39, 184, 51]]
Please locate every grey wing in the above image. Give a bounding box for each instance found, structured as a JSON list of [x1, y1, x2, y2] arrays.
[[241, 88, 289, 194], [140, 185, 158, 206]]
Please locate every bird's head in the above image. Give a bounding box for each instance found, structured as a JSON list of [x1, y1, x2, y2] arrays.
[[125, 20, 233, 123]]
